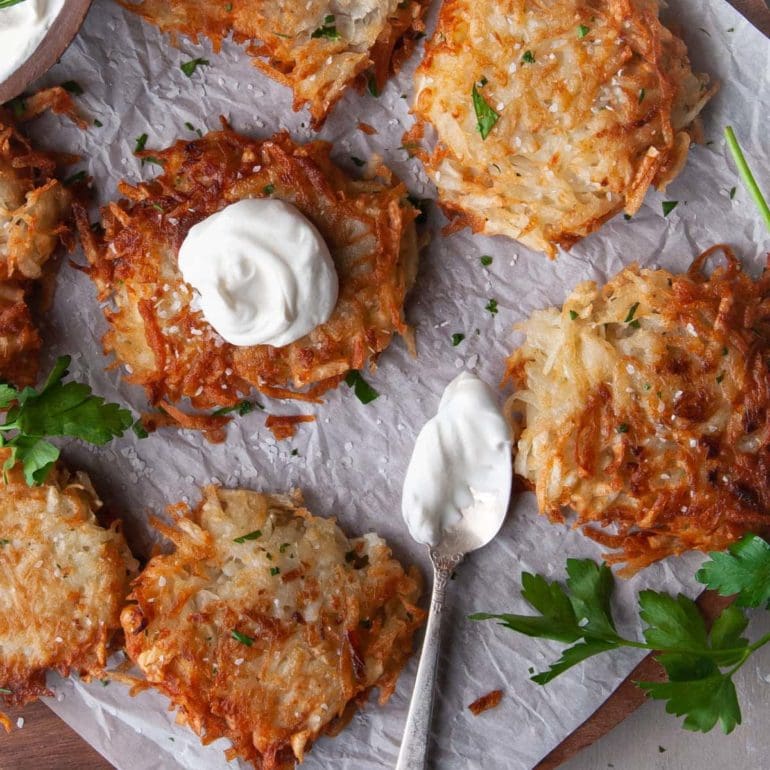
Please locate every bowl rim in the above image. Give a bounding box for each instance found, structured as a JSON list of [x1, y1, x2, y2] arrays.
[[0, 0, 94, 104]]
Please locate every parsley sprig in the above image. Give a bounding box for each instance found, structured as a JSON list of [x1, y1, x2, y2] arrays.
[[472, 535, 770, 734], [0, 356, 134, 485]]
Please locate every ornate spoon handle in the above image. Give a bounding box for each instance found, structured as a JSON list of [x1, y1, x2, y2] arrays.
[[395, 550, 464, 770]]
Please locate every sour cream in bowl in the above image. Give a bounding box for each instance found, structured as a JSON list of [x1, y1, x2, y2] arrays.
[[0, 0, 93, 103]]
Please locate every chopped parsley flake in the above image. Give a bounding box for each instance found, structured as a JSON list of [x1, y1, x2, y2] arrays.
[[521, 50, 535, 64], [367, 76, 379, 97], [578, 25, 590, 38], [263, 183, 275, 195], [184, 121, 203, 137], [231, 629, 254, 646], [625, 302, 640, 323], [180, 58, 210, 77], [480, 255, 493, 266], [132, 420, 148, 439], [472, 80, 499, 140], [638, 88, 646, 104], [351, 156, 365, 167], [0, 539, 9, 546], [485, 299, 499, 315], [279, 543, 290, 553], [311, 14, 340, 39], [63, 170, 86, 186], [61, 80, 83, 95], [662, 200, 678, 217], [344, 370, 379, 404], [291, 448, 299, 456], [729, 186, 737, 200], [93, 119, 103, 127], [451, 333, 465, 346], [569, 310, 578, 320], [270, 566, 281, 576], [716, 372, 725, 384], [134, 133, 148, 153], [233, 529, 262, 544], [618, 423, 630, 433], [213, 400, 261, 416]]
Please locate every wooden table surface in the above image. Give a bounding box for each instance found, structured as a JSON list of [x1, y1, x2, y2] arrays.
[[2, 2, 768, 769]]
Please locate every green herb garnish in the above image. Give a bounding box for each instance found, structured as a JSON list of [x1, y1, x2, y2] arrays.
[[0, 356, 133, 485], [180, 58, 210, 77], [311, 15, 341, 40], [662, 200, 678, 217], [569, 310, 578, 320], [63, 170, 86, 186], [134, 133, 148, 153], [351, 156, 365, 167], [451, 333, 465, 347], [270, 566, 280, 576], [480, 255, 493, 267], [233, 529, 262, 544], [578, 25, 590, 38], [625, 302, 640, 324], [472, 538, 770, 734], [230, 629, 254, 646], [212, 400, 261, 417], [485, 299, 499, 315], [61, 80, 83, 95], [522, 50, 535, 64], [472, 80, 499, 141], [344, 371, 379, 404], [724, 126, 770, 232]]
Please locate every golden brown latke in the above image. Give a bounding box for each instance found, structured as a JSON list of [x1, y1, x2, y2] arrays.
[[121, 485, 424, 769], [77, 127, 419, 428], [411, 0, 716, 257], [0, 87, 81, 386], [121, 0, 429, 127], [506, 246, 770, 574], [0, 457, 136, 717]]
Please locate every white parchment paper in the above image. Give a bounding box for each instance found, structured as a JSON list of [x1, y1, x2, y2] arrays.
[[21, 0, 770, 768]]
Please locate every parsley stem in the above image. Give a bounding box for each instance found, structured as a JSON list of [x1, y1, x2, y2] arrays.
[[725, 126, 770, 233]]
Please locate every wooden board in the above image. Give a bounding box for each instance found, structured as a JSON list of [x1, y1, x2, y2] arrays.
[[0, 1, 767, 769]]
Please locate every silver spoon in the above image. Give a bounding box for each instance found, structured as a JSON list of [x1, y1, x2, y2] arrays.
[[395, 503, 508, 770]]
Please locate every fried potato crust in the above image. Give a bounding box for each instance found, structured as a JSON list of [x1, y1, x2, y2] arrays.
[[0, 88, 79, 386], [506, 246, 770, 573], [0, 459, 136, 711], [121, 486, 424, 769], [77, 127, 418, 421], [121, 0, 429, 127], [412, 0, 716, 257]]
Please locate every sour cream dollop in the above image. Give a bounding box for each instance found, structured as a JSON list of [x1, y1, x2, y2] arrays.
[[0, 0, 66, 85], [402, 372, 513, 548], [178, 198, 339, 347]]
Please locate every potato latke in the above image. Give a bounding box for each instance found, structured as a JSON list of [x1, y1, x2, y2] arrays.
[[411, 0, 716, 257], [506, 247, 770, 573], [121, 0, 429, 127], [77, 127, 419, 428], [0, 459, 136, 714], [121, 485, 424, 769], [0, 89, 77, 386]]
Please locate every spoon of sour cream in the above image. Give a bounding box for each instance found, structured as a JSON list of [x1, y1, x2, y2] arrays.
[[396, 372, 513, 770]]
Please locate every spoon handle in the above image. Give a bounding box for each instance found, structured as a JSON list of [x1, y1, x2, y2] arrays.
[[395, 552, 463, 770]]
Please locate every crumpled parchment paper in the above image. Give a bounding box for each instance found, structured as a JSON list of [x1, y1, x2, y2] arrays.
[[20, 0, 770, 767]]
